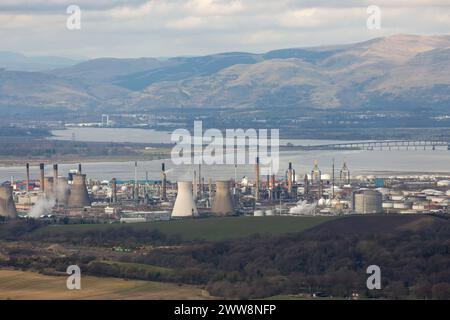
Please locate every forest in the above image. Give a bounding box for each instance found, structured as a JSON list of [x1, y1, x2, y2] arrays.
[[1, 216, 449, 299]]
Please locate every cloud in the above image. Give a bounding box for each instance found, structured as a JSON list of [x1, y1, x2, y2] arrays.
[[0, 0, 448, 57]]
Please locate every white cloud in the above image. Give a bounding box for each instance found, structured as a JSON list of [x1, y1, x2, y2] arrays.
[[0, 0, 448, 57]]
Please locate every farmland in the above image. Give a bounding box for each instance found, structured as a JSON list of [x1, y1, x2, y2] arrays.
[[0, 269, 210, 300]]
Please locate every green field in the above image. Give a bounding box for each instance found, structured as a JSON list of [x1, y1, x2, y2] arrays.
[[0, 269, 210, 300], [36, 216, 337, 241]]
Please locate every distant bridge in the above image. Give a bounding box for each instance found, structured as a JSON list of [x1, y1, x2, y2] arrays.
[[283, 140, 450, 151]]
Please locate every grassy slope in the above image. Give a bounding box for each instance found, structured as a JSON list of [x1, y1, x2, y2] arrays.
[[35, 216, 337, 241], [0, 269, 210, 300]]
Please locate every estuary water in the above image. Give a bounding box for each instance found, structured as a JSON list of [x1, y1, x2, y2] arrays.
[[0, 128, 448, 182]]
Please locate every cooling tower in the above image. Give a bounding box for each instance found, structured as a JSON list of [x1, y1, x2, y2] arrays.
[[68, 174, 91, 208], [44, 177, 54, 199], [0, 186, 17, 218], [172, 181, 198, 218], [56, 177, 69, 206], [211, 180, 234, 216]]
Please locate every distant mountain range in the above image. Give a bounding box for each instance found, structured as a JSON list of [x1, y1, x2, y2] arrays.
[[1, 34, 449, 115], [0, 51, 80, 72]]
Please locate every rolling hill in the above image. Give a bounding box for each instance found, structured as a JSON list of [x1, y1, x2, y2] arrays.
[[1, 34, 449, 114]]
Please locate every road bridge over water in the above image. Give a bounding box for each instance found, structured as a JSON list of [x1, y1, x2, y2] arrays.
[[284, 140, 450, 151]]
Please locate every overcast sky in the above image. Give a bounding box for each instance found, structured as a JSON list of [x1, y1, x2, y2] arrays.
[[1, 0, 449, 58]]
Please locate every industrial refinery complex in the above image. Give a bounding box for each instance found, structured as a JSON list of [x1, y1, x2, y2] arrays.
[[1, 159, 449, 222]]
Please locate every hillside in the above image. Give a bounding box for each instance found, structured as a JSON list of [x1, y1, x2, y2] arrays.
[[0, 269, 209, 300], [0, 34, 449, 114]]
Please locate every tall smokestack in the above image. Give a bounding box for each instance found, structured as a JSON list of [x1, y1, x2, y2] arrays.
[[201, 177, 205, 197], [304, 174, 309, 195], [26, 163, 30, 194], [161, 163, 167, 201], [134, 161, 138, 200], [198, 164, 202, 198], [53, 164, 58, 196], [208, 178, 213, 207], [193, 170, 197, 200], [112, 178, 117, 203], [271, 174, 276, 200], [255, 157, 260, 200], [39, 163, 45, 192], [287, 162, 293, 196], [332, 158, 335, 199]]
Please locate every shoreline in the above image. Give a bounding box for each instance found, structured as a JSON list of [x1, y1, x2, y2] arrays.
[[0, 156, 449, 177], [0, 155, 171, 167]]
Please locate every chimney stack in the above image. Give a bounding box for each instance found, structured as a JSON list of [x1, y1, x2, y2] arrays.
[[287, 162, 293, 196], [53, 164, 58, 191], [26, 163, 30, 193], [271, 174, 276, 200], [255, 157, 260, 200], [39, 163, 45, 192], [193, 170, 197, 200], [198, 164, 202, 198], [112, 178, 117, 203], [161, 163, 167, 201], [134, 161, 138, 200]]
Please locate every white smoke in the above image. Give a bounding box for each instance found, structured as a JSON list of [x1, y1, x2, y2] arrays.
[[289, 200, 317, 216], [29, 197, 55, 218]]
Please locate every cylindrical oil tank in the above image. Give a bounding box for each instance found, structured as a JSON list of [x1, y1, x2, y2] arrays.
[[172, 181, 198, 218], [212, 180, 234, 216], [382, 202, 394, 209], [393, 202, 413, 209], [353, 190, 382, 214], [391, 195, 404, 201], [253, 210, 264, 217], [0, 186, 17, 218]]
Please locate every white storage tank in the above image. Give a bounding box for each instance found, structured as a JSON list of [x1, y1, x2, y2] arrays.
[[382, 202, 394, 209], [352, 190, 383, 214], [254, 210, 264, 217]]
